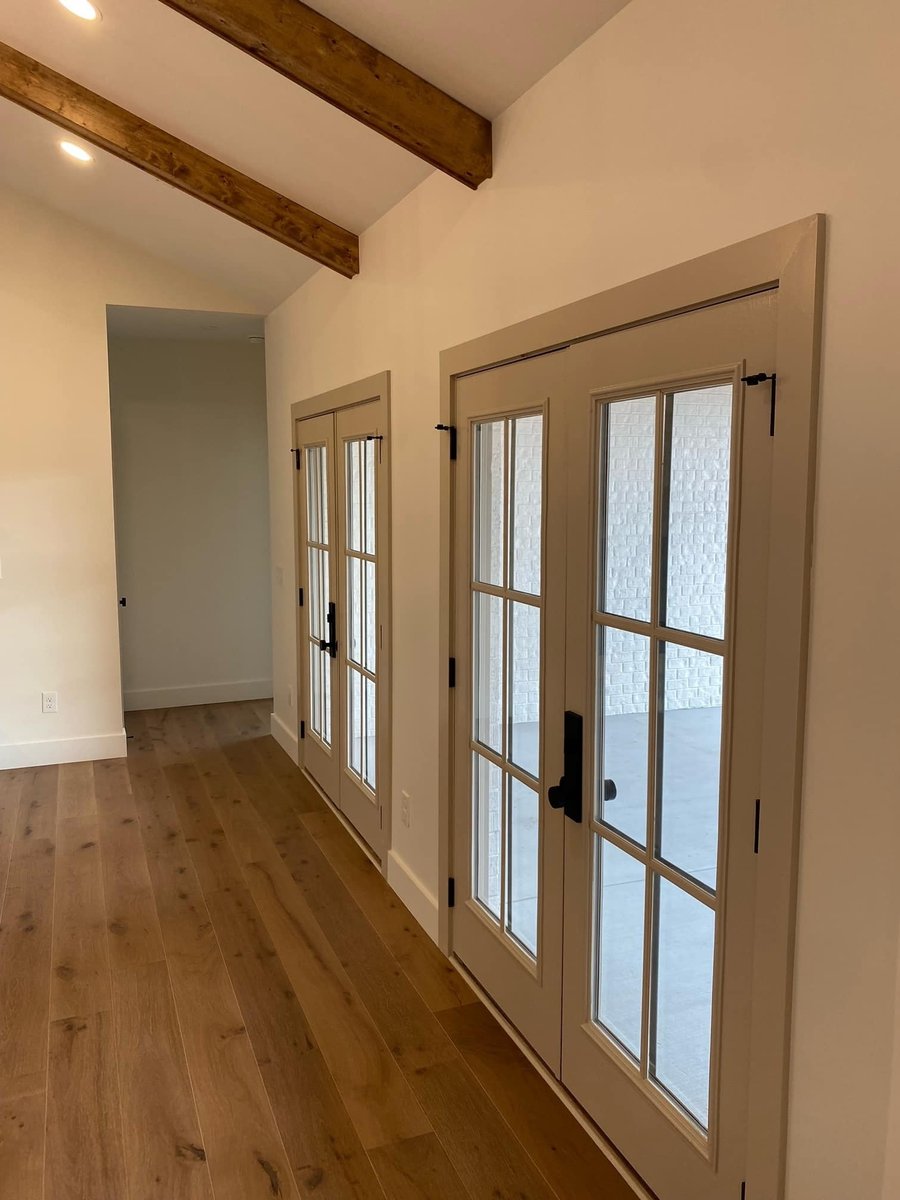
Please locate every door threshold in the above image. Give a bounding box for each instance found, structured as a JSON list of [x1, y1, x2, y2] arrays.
[[300, 766, 385, 874], [451, 956, 656, 1200]]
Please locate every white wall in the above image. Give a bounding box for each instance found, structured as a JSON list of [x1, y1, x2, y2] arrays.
[[0, 186, 253, 769], [265, 1, 900, 1196], [108, 337, 271, 711]]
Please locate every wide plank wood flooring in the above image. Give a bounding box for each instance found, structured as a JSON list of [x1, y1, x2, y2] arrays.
[[0, 700, 636, 1200]]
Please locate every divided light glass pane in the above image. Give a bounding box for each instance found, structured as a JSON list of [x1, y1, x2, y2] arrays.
[[595, 837, 645, 1061], [308, 547, 324, 641], [322, 649, 331, 745], [309, 642, 321, 738], [472, 591, 504, 755], [599, 397, 656, 622], [663, 385, 733, 640], [473, 753, 503, 920], [510, 414, 543, 595], [597, 626, 650, 846], [348, 667, 362, 776], [364, 675, 376, 791], [306, 445, 328, 545], [364, 559, 376, 674], [347, 556, 363, 666], [347, 440, 362, 552], [657, 643, 723, 891], [474, 420, 505, 587], [364, 438, 376, 555], [652, 877, 715, 1129], [507, 777, 539, 956], [509, 601, 540, 778]]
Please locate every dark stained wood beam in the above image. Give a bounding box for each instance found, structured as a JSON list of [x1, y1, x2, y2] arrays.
[[158, 0, 493, 189], [0, 40, 359, 277]]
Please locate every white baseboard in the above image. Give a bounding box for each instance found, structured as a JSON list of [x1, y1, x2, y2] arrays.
[[270, 711, 299, 764], [124, 678, 273, 711], [0, 729, 127, 771], [387, 848, 440, 942]]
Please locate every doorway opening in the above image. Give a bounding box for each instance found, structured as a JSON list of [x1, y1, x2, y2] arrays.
[[440, 218, 824, 1200], [107, 305, 272, 719]]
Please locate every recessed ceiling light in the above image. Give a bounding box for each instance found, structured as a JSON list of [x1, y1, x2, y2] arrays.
[[59, 0, 101, 20], [60, 140, 93, 163]]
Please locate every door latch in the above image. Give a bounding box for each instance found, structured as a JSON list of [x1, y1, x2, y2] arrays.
[[548, 710, 583, 823]]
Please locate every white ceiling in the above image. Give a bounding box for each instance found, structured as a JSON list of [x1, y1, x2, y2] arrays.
[[0, 0, 631, 312]]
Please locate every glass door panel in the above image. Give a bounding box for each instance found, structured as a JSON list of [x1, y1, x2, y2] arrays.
[[469, 412, 543, 958], [345, 436, 377, 793], [296, 395, 389, 860], [295, 412, 339, 801], [562, 289, 777, 1200], [336, 401, 387, 855], [306, 444, 332, 748], [452, 350, 568, 1072], [588, 384, 729, 1135]]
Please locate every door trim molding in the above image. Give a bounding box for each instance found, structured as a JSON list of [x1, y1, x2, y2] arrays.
[[290, 370, 393, 871], [438, 216, 825, 1198]]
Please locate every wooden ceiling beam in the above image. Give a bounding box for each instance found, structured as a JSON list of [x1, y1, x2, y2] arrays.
[[158, 0, 493, 188], [0, 40, 359, 277]]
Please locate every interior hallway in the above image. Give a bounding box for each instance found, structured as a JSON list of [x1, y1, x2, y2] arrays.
[[0, 701, 635, 1199]]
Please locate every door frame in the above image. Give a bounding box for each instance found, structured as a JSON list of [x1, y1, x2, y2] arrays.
[[438, 216, 825, 1198], [291, 370, 393, 868]]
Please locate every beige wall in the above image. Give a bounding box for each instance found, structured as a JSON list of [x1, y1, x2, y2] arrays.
[[0, 186, 251, 768], [109, 337, 271, 711], [265, 0, 900, 1195]]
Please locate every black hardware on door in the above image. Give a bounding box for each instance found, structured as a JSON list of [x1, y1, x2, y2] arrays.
[[318, 600, 338, 658], [548, 710, 583, 823], [119, 597, 127, 607]]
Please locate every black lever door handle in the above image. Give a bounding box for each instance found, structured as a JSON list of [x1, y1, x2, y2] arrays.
[[321, 601, 338, 659], [547, 710, 583, 823]]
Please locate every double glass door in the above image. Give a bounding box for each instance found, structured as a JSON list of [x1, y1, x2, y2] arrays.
[[295, 399, 387, 856], [452, 291, 777, 1199]]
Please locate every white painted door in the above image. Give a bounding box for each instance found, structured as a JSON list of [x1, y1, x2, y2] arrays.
[[296, 412, 340, 800], [295, 399, 389, 857], [451, 290, 777, 1197], [560, 291, 776, 1199], [451, 351, 568, 1070]]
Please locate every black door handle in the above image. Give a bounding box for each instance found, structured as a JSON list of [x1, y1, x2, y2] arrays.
[[548, 710, 583, 823], [318, 601, 338, 659]]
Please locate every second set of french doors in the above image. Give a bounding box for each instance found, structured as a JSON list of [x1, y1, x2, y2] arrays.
[[294, 396, 389, 857], [451, 291, 777, 1200]]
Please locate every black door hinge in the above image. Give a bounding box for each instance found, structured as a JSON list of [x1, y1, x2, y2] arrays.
[[740, 1182, 747, 1200], [741, 372, 777, 437], [753, 800, 761, 854], [448, 657, 456, 688], [435, 423, 457, 460], [298, 587, 304, 607], [300, 720, 306, 740], [448, 877, 456, 908], [292, 447, 302, 469]]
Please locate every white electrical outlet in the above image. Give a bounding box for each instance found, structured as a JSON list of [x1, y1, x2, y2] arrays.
[[42, 691, 58, 714], [400, 789, 411, 828]]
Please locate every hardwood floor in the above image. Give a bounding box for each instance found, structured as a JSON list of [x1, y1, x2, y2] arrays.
[[0, 701, 637, 1200]]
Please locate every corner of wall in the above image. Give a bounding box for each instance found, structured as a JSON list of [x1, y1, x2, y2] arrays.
[[270, 710, 299, 765]]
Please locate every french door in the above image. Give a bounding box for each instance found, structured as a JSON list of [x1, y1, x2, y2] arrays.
[[452, 290, 777, 1198], [295, 398, 388, 856]]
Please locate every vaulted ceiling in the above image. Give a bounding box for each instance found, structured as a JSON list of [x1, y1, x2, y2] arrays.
[[0, 0, 630, 311]]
